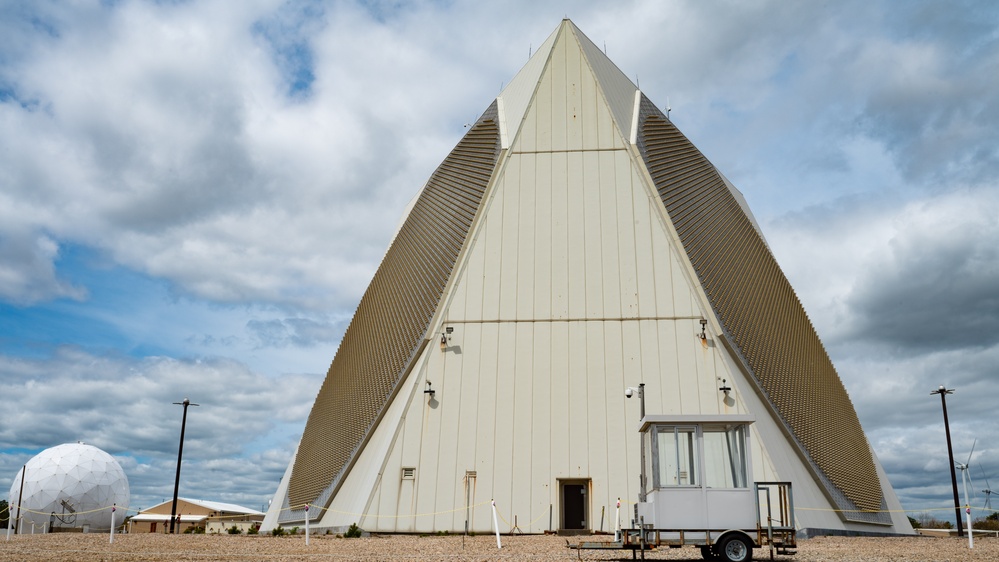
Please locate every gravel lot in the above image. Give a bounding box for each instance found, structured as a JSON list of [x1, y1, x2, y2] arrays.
[[1, 533, 997, 561]]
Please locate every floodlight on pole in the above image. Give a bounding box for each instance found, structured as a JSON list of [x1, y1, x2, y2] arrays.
[[169, 398, 199, 534], [930, 386, 963, 537]]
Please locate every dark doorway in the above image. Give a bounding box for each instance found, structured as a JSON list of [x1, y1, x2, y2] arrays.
[[560, 479, 589, 532]]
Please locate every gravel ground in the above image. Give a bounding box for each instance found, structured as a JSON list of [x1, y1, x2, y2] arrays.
[[1, 533, 997, 561]]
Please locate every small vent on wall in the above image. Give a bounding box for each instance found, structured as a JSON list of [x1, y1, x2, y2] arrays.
[[402, 467, 416, 480]]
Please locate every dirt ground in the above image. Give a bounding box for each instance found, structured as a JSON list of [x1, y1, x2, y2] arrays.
[[1, 532, 997, 561]]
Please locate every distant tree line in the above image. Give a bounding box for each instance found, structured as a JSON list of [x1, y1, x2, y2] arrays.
[[908, 511, 999, 530]]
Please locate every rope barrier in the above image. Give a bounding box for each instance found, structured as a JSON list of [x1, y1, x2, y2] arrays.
[[4, 498, 996, 533], [490, 503, 549, 529], [8, 504, 138, 517], [282, 499, 495, 520], [493, 506, 510, 527]]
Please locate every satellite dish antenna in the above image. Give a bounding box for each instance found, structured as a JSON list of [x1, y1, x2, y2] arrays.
[[56, 499, 78, 525], [981, 463, 993, 510]]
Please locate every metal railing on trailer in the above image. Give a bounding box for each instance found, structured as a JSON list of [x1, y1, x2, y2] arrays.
[[756, 481, 797, 555]]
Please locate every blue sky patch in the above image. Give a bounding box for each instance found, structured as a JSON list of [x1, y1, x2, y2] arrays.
[[251, 2, 325, 99]]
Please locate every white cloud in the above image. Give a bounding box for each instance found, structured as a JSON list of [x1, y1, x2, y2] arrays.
[[771, 184, 999, 351], [0, 231, 87, 305], [767, 183, 999, 515], [0, 347, 320, 510], [2, 0, 996, 310], [847, 188, 999, 350]]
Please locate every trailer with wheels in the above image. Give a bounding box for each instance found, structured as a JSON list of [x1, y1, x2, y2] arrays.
[[574, 414, 796, 561]]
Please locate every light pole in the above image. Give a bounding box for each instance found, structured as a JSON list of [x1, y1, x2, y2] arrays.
[[931, 386, 963, 537], [169, 398, 199, 534]]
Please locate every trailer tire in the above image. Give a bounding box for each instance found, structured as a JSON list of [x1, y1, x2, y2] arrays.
[[717, 535, 752, 562], [699, 545, 718, 560]]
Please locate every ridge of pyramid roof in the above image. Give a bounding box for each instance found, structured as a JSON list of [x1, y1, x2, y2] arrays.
[[564, 20, 640, 142], [497, 19, 639, 149]]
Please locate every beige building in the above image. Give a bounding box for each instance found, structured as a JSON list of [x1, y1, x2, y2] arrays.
[[263, 19, 913, 537], [129, 498, 262, 534]]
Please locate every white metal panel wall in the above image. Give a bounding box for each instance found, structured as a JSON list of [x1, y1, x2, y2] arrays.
[[497, 26, 559, 149], [363, 324, 750, 532], [357, 151, 755, 533], [570, 22, 639, 143]]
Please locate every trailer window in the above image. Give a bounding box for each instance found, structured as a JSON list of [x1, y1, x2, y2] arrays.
[[703, 425, 748, 488], [656, 427, 698, 487]]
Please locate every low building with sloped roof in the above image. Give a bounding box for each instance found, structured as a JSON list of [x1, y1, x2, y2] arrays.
[[129, 498, 262, 534]]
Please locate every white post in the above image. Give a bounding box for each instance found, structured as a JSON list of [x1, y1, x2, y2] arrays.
[[966, 504, 974, 549], [962, 470, 973, 549], [305, 505, 310, 546], [5, 504, 11, 541], [110, 505, 116, 544], [491, 500, 501, 549], [615, 498, 621, 542]]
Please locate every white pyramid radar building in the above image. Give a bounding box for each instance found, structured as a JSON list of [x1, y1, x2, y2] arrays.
[[263, 20, 912, 536], [8, 442, 130, 531]]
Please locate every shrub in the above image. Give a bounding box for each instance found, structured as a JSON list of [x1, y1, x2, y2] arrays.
[[344, 523, 362, 538], [272, 526, 286, 537], [912, 513, 953, 529], [228, 525, 242, 535], [248, 525, 259, 535]]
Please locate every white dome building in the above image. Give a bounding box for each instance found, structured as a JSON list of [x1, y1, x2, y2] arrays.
[[8, 442, 130, 532]]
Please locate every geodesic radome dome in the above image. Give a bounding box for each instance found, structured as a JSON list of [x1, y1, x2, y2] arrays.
[[8, 442, 130, 532]]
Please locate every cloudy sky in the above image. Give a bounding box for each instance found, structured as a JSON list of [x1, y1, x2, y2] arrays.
[[2, 0, 997, 523]]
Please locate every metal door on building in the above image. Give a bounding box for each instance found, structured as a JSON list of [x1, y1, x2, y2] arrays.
[[560, 479, 589, 531]]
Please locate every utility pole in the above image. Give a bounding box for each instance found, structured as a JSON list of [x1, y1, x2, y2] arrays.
[[169, 398, 199, 534], [931, 386, 963, 537]]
